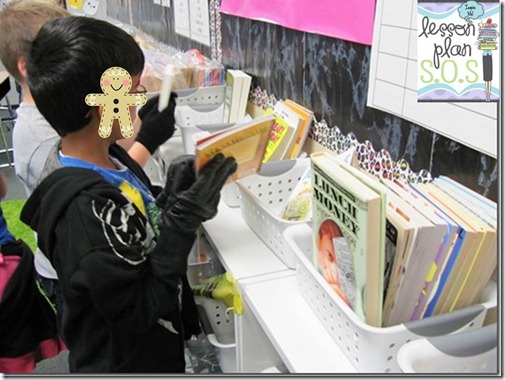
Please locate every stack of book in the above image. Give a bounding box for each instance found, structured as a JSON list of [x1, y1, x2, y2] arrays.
[[191, 96, 315, 184], [478, 19, 498, 51], [262, 99, 313, 163], [307, 151, 497, 327]]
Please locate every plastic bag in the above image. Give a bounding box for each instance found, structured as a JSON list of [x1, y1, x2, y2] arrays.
[[191, 272, 243, 316], [185, 333, 222, 374]]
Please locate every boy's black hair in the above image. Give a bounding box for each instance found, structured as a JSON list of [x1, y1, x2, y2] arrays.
[[26, 16, 145, 137]]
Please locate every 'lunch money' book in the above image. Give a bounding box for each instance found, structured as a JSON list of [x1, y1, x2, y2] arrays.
[[311, 152, 383, 327]]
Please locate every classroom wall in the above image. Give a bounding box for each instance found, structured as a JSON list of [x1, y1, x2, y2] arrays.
[[106, 0, 498, 202]]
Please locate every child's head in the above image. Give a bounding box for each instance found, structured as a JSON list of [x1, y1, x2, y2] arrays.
[[0, 0, 69, 83], [27, 16, 145, 137]]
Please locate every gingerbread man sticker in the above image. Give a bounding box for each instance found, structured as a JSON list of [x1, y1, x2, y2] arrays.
[[85, 67, 147, 138]]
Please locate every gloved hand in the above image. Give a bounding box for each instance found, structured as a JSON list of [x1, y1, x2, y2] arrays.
[[160, 153, 237, 235], [135, 93, 177, 154], [155, 154, 196, 210]]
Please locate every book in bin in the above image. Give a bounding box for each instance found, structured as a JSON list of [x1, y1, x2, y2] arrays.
[[326, 161, 447, 326], [284, 99, 314, 159], [336, 163, 446, 326], [310, 152, 384, 327], [336, 164, 387, 303], [378, 185, 446, 326], [279, 148, 357, 222], [430, 179, 497, 308], [280, 166, 312, 222], [194, 115, 274, 183], [223, 69, 252, 124], [381, 197, 416, 325], [432, 176, 497, 224], [262, 104, 300, 163], [410, 183, 496, 316], [381, 179, 458, 321]]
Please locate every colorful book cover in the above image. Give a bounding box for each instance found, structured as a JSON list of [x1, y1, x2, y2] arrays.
[[417, 0, 500, 102], [311, 152, 383, 327], [261, 108, 294, 163], [280, 167, 313, 221], [195, 115, 274, 183]]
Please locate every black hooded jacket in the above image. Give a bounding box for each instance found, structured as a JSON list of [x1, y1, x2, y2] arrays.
[[21, 144, 200, 373]]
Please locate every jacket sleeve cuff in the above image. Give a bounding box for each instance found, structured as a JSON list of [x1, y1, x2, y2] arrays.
[[150, 226, 196, 278]]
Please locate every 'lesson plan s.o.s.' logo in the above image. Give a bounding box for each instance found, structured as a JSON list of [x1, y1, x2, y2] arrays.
[[417, 0, 500, 102]]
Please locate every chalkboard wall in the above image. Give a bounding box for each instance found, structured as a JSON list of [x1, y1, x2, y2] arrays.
[[107, 0, 498, 201]]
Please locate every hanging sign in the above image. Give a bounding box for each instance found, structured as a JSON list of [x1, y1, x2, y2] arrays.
[[220, 0, 376, 46], [417, 0, 500, 102]]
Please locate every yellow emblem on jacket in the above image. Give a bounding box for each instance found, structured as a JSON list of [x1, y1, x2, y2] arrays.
[[119, 181, 146, 215]]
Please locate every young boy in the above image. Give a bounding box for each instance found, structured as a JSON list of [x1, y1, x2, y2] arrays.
[[0, 0, 70, 333], [0, 0, 69, 194], [21, 16, 237, 373], [0, 0, 177, 324]]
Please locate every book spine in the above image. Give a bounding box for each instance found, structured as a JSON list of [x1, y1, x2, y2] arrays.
[[423, 228, 465, 317], [410, 226, 452, 320], [262, 117, 289, 163]]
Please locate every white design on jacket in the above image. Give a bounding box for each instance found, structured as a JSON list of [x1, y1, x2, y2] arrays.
[[157, 319, 179, 335], [157, 282, 183, 334], [91, 199, 155, 265]]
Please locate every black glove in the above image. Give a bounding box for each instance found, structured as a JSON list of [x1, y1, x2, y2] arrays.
[[135, 93, 177, 154], [160, 153, 237, 235], [155, 154, 196, 210]]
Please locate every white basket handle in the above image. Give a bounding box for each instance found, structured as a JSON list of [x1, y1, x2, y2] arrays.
[[206, 333, 236, 349], [196, 303, 236, 349]]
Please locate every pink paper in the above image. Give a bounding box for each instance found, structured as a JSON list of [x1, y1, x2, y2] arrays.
[[220, 0, 376, 45]]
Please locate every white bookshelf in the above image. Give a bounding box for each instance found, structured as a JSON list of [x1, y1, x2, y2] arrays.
[[202, 200, 357, 373]]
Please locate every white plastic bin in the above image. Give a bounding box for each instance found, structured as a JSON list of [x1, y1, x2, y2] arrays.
[[187, 233, 237, 373], [186, 233, 226, 287], [283, 223, 498, 373], [397, 323, 498, 373], [173, 85, 228, 154], [235, 158, 311, 268], [195, 296, 237, 373]]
